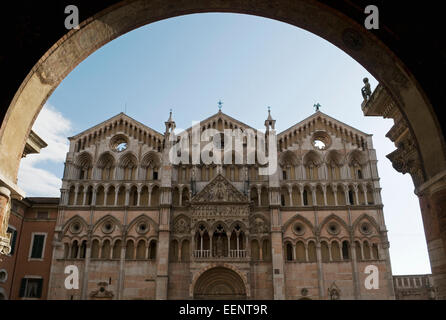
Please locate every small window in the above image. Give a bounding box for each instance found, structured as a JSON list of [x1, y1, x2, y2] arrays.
[[30, 234, 46, 259], [348, 190, 354, 205], [303, 190, 308, 206], [7, 227, 17, 256], [357, 169, 363, 179], [19, 278, 43, 298], [282, 170, 287, 180], [153, 171, 158, 180], [342, 241, 350, 260], [281, 195, 286, 206], [37, 211, 48, 219]]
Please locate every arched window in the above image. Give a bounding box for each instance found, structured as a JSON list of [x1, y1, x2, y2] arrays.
[[136, 240, 146, 259], [148, 240, 157, 260], [286, 243, 293, 261], [71, 240, 79, 259], [321, 241, 330, 262], [281, 194, 286, 206], [91, 239, 100, 258], [331, 242, 341, 261], [112, 240, 121, 259], [308, 242, 317, 262], [303, 190, 308, 206], [363, 241, 371, 260], [372, 243, 379, 260], [80, 240, 87, 259], [342, 241, 350, 260], [296, 241, 306, 262], [348, 190, 355, 205], [101, 240, 111, 259], [125, 240, 134, 260], [355, 241, 362, 261]]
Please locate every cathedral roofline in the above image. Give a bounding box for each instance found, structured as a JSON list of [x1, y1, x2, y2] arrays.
[[68, 112, 164, 140], [178, 110, 257, 135], [277, 110, 372, 139]]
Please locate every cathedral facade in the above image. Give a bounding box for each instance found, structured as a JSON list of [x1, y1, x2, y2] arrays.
[[46, 109, 395, 300]]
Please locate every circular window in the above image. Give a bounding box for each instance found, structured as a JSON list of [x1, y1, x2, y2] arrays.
[[102, 221, 115, 234], [327, 222, 340, 235], [70, 221, 82, 234], [0, 270, 7, 283], [312, 131, 331, 150], [137, 222, 149, 235], [293, 223, 306, 236], [110, 135, 129, 153], [313, 139, 326, 150], [360, 222, 372, 235]]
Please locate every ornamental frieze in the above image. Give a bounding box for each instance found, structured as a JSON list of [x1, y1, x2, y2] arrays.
[[191, 205, 250, 218]]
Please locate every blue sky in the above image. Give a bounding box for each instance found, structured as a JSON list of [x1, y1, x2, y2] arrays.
[[18, 13, 430, 275]]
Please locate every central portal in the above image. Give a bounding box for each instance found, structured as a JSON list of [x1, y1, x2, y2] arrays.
[[193, 267, 247, 300]]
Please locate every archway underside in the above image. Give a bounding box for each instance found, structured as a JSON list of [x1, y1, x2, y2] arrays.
[[194, 267, 246, 300]]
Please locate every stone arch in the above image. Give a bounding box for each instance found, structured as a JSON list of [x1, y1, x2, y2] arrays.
[[191, 265, 248, 299], [62, 215, 89, 236], [282, 214, 315, 235], [279, 150, 299, 167], [141, 151, 161, 168], [303, 150, 323, 167], [325, 149, 344, 166], [347, 149, 367, 166], [352, 213, 380, 235], [92, 214, 122, 234], [318, 213, 350, 234], [127, 213, 158, 234]]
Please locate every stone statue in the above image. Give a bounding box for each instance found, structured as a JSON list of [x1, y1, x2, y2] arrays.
[[361, 77, 372, 101], [216, 235, 223, 257]]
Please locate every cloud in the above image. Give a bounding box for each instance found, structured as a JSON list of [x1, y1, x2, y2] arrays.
[[17, 103, 72, 197]]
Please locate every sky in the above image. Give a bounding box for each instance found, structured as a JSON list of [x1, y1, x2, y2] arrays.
[[18, 13, 430, 275]]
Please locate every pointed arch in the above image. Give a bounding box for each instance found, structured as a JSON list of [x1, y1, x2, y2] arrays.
[[127, 213, 159, 234], [62, 215, 89, 235], [352, 213, 380, 234], [318, 213, 350, 233], [92, 214, 123, 234], [282, 214, 315, 234]]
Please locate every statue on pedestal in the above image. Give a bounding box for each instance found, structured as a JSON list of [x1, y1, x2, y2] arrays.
[[361, 77, 372, 101]]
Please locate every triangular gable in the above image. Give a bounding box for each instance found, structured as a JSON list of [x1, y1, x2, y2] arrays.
[[179, 111, 258, 135], [191, 174, 249, 203], [69, 112, 164, 140], [278, 111, 371, 139]]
